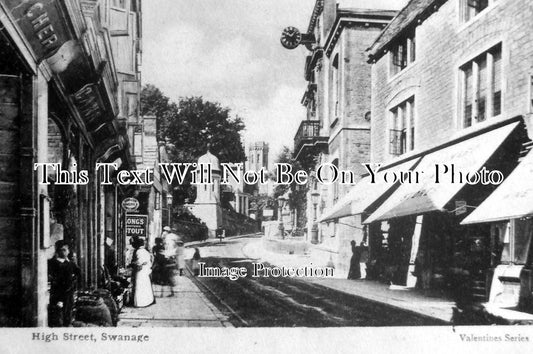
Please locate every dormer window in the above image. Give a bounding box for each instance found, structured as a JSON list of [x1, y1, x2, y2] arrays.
[[390, 30, 415, 76], [462, 0, 497, 22]]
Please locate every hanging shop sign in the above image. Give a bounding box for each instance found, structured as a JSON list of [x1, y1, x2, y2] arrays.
[[122, 197, 140, 212], [125, 214, 147, 238], [3, 0, 72, 61], [72, 84, 109, 131]]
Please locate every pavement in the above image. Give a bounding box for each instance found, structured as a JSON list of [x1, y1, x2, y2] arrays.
[[242, 237, 455, 324], [117, 273, 233, 327], [116, 233, 454, 326], [116, 235, 258, 327]]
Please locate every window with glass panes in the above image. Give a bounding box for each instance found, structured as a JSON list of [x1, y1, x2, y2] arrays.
[[390, 30, 415, 76], [461, 44, 502, 128], [389, 97, 415, 156]]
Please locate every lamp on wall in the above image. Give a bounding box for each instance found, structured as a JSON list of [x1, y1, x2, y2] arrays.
[[166, 192, 173, 228], [311, 190, 320, 244], [278, 195, 288, 239]]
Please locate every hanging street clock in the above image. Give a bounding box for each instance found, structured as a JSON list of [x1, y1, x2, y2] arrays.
[[280, 26, 302, 50]]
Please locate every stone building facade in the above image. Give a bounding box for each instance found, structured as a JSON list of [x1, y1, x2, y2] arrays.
[[0, 0, 142, 326], [363, 0, 533, 317], [287, 0, 401, 277]]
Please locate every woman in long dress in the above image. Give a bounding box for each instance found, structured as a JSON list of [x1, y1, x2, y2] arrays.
[[131, 237, 155, 307], [347, 240, 361, 280]]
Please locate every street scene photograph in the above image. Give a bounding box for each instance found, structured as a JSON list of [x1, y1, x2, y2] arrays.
[[2, 1, 533, 349]]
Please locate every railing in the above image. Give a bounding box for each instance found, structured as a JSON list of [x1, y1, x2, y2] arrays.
[[294, 120, 322, 154]]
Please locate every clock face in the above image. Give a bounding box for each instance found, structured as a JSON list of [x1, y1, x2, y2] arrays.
[[280, 26, 302, 50]]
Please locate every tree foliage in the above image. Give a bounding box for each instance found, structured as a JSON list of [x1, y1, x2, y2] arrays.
[[140, 85, 246, 204], [165, 97, 246, 164]]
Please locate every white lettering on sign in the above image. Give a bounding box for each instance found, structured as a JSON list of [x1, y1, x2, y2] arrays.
[[125, 215, 148, 238], [25, 3, 59, 49]]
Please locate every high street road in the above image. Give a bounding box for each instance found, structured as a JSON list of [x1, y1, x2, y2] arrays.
[[187, 236, 445, 327]]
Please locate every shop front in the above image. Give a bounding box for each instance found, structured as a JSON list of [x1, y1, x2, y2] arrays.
[[363, 118, 526, 295], [0, 0, 131, 325], [462, 147, 533, 321], [317, 158, 421, 277]]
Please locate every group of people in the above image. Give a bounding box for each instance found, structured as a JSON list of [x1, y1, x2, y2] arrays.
[[130, 226, 201, 306], [47, 226, 203, 327]]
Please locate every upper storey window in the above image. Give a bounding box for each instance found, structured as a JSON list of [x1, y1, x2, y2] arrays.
[[389, 97, 415, 156], [390, 30, 415, 76], [460, 44, 502, 128], [332, 54, 340, 118], [462, 0, 497, 22], [112, 0, 127, 9]]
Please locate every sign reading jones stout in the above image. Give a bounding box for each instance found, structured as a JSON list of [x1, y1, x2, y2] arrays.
[[125, 214, 147, 238]]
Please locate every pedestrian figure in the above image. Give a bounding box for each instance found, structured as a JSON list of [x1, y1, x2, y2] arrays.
[[192, 248, 201, 276], [151, 237, 167, 287], [348, 240, 362, 280], [176, 240, 186, 276], [359, 241, 369, 279], [104, 237, 117, 276], [161, 226, 178, 296], [414, 251, 432, 290], [48, 240, 81, 327], [130, 237, 155, 307]]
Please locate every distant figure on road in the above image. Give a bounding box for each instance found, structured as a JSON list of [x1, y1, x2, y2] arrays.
[[348, 240, 361, 280], [176, 240, 186, 276], [192, 248, 201, 276], [130, 237, 155, 307]]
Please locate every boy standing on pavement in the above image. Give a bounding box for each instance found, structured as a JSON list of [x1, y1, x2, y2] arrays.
[[48, 240, 81, 327]]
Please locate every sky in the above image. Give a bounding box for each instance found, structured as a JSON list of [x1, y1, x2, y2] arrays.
[[142, 0, 316, 163]]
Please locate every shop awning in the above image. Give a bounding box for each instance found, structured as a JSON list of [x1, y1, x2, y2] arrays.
[[318, 157, 421, 222], [363, 121, 520, 224], [462, 148, 533, 224]]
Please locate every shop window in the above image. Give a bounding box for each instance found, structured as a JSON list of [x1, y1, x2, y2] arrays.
[[460, 43, 502, 128], [126, 93, 137, 118], [390, 30, 415, 76], [512, 219, 533, 265], [389, 97, 415, 156], [462, 0, 496, 22], [155, 192, 161, 210]]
